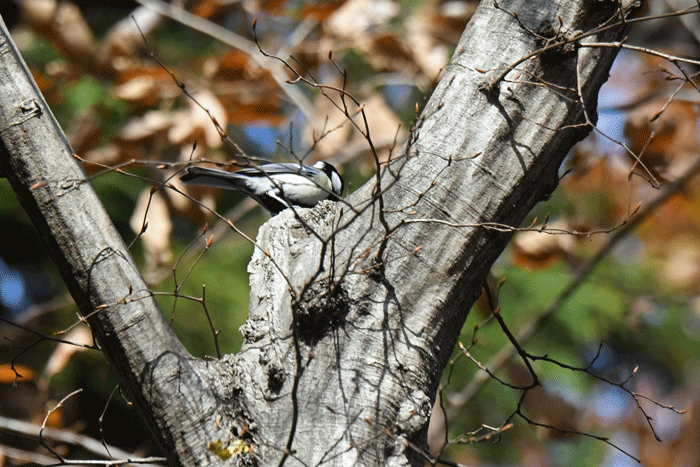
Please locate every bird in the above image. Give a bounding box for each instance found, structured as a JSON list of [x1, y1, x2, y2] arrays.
[[180, 160, 345, 215]]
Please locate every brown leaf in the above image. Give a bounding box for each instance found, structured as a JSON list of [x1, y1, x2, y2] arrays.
[[42, 327, 92, 385], [118, 110, 172, 142], [0, 364, 36, 383], [168, 89, 228, 148], [113, 76, 162, 106], [326, 0, 399, 39], [406, 12, 451, 79], [511, 221, 576, 270], [68, 108, 102, 155], [130, 189, 173, 283], [508, 363, 579, 439], [21, 1, 97, 69], [300, 0, 348, 21], [625, 99, 700, 182]]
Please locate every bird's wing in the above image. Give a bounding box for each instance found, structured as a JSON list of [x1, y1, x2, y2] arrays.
[[235, 163, 318, 177]]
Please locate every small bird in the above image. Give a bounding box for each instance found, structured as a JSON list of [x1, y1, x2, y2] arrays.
[[180, 161, 344, 215]]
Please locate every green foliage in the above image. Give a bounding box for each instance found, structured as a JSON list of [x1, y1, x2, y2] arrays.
[[91, 172, 147, 243], [65, 75, 106, 115], [154, 236, 255, 357], [152, 23, 218, 65]]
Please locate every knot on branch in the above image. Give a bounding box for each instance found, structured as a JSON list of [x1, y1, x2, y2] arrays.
[[293, 279, 349, 345]]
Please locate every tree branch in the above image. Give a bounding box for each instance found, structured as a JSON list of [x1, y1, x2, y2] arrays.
[[0, 16, 227, 467]]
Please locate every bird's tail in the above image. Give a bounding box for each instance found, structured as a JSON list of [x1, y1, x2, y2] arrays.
[[180, 166, 246, 190]]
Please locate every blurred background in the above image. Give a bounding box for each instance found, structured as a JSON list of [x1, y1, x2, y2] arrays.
[[1, 0, 699, 465]]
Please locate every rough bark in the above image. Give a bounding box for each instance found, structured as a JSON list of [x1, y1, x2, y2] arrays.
[[228, 0, 640, 465], [0, 15, 227, 467], [0, 0, 640, 466]]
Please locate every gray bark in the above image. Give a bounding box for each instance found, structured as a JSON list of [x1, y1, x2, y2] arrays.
[[0, 0, 639, 466], [230, 0, 640, 465], [0, 15, 228, 467]]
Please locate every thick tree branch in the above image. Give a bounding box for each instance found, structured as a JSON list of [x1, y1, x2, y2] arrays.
[[0, 16, 226, 467], [233, 1, 640, 466]]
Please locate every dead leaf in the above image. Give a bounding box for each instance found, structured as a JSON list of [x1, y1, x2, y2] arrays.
[[406, 11, 450, 79], [511, 220, 576, 270], [625, 99, 700, 181], [168, 89, 228, 148], [130, 189, 173, 284], [118, 110, 172, 142], [41, 327, 92, 390], [114, 75, 161, 106], [326, 0, 399, 39], [0, 364, 36, 383]]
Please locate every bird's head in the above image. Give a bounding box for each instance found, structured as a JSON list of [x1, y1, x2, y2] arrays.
[[313, 161, 345, 200]]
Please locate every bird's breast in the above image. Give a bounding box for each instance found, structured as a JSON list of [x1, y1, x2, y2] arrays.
[[270, 174, 332, 206]]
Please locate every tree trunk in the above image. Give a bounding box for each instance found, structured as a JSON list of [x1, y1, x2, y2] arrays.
[[0, 0, 639, 466], [230, 1, 639, 465]]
